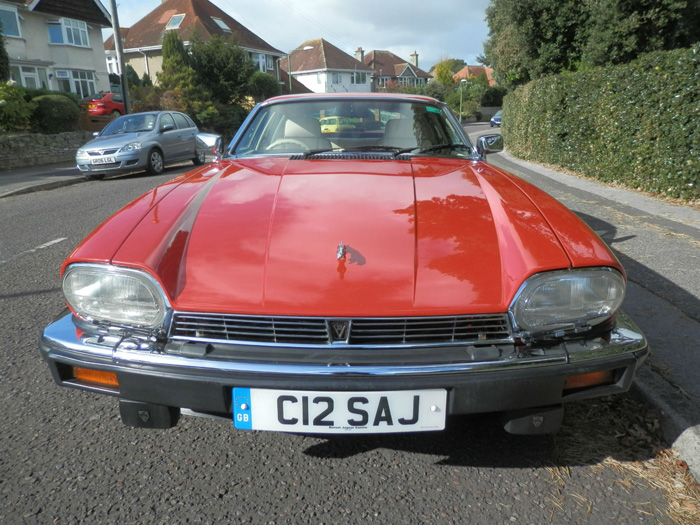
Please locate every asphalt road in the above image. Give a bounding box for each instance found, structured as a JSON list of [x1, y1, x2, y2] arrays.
[[0, 150, 696, 523]]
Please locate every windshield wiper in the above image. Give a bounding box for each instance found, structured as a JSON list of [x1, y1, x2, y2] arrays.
[[344, 145, 403, 153], [390, 143, 472, 157], [298, 148, 344, 159]]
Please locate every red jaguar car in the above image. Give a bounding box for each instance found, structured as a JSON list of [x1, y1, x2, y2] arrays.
[[81, 92, 125, 118], [40, 93, 648, 435]]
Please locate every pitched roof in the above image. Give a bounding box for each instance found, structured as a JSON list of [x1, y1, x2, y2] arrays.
[[364, 50, 432, 79], [12, 0, 111, 27], [105, 0, 282, 55], [280, 39, 373, 74], [453, 65, 495, 86]]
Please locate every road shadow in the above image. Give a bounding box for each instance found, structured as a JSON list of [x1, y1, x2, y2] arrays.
[[577, 212, 700, 322], [302, 395, 662, 469]]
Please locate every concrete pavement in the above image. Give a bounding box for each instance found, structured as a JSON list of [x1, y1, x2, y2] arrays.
[[2, 153, 699, 479]]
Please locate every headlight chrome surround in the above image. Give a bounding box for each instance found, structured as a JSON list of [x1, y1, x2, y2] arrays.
[[509, 267, 625, 335], [119, 142, 142, 153], [62, 264, 169, 328]]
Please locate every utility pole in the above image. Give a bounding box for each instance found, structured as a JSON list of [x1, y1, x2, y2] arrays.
[[109, 0, 131, 113]]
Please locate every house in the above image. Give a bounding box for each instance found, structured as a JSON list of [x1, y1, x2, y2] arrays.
[[361, 49, 432, 91], [0, 0, 112, 96], [280, 39, 373, 94], [453, 65, 496, 86], [104, 0, 285, 85]]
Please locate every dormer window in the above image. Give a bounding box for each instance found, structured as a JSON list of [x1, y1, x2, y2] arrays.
[[211, 17, 231, 33], [165, 14, 185, 30]]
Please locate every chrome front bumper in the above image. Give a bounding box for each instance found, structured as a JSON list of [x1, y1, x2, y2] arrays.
[[39, 310, 648, 417]]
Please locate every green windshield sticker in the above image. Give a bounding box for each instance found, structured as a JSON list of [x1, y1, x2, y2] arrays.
[[426, 106, 440, 114]]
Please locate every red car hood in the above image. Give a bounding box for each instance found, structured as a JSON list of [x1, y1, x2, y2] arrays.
[[68, 157, 619, 317]]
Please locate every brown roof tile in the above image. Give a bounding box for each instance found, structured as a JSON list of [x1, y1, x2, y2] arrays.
[[280, 39, 372, 73], [364, 50, 432, 79], [453, 65, 496, 86], [108, 0, 282, 55]]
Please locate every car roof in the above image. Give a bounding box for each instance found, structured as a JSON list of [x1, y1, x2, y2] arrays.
[[262, 92, 442, 105]]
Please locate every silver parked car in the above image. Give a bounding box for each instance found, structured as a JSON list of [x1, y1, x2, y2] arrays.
[[76, 111, 207, 176]]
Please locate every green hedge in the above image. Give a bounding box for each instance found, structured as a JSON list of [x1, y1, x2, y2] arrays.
[[31, 94, 80, 134], [503, 45, 700, 201]]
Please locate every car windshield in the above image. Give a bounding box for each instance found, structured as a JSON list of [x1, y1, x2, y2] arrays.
[[101, 114, 157, 135], [232, 98, 474, 159]]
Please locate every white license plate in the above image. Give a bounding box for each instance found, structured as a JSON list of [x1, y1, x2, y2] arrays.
[[233, 388, 446, 434], [91, 156, 115, 164]]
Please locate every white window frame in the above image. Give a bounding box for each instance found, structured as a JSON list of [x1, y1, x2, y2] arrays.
[[55, 69, 96, 98], [166, 14, 185, 30], [331, 72, 341, 84], [47, 18, 90, 47], [351, 72, 367, 85], [211, 17, 231, 33], [0, 5, 21, 37]]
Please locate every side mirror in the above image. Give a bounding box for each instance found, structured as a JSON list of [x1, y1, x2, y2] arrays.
[[161, 124, 175, 133], [476, 134, 504, 158]]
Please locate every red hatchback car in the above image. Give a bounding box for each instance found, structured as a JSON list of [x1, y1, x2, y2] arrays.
[[82, 92, 124, 118], [40, 93, 648, 436]]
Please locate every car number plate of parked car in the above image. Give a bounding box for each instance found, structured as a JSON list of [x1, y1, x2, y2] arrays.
[[233, 388, 447, 433], [91, 156, 115, 165]]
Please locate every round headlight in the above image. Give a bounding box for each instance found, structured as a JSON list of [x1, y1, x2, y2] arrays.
[[63, 264, 168, 328], [509, 268, 625, 334]]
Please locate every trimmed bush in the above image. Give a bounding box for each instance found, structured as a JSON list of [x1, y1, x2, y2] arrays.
[[0, 81, 35, 132], [31, 94, 80, 134], [503, 45, 699, 201]]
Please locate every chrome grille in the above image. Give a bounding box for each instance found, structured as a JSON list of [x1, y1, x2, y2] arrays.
[[169, 313, 512, 347]]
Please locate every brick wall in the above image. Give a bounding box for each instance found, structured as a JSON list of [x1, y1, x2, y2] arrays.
[[0, 132, 93, 169]]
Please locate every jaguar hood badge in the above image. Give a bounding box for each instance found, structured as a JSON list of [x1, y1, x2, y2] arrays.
[[337, 242, 346, 260]]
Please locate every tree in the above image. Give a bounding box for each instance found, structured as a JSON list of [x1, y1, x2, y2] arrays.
[[483, 0, 587, 87], [581, 0, 700, 67], [157, 31, 216, 124], [429, 58, 466, 74], [189, 35, 256, 104], [125, 65, 141, 88], [432, 58, 457, 86], [0, 21, 10, 82], [247, 71, 280, 103], [483, 0, 700, 87]]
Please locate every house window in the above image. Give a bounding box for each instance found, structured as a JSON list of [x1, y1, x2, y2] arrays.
[[55, 70, 96, 99], [267, 57, 274, 70], [166, 14, 185, 30], [211, 17, 231, 32], [253, 54, 266, 72], [350, 72, 367, 84], [47, 18, 89, 47], [0, 6, 20, 37], [331, 72, 341, 84]]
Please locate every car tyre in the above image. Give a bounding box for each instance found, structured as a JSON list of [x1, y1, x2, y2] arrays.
[[111, 110, 121, 119], [146, 149, 164, 175], [193, 150, 206, 165]]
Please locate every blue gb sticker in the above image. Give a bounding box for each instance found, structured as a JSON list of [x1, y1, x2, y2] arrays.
[[233, 387, 252, 429]]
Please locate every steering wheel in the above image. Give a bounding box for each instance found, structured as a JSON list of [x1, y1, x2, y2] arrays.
[[266, 138, 309, 151]]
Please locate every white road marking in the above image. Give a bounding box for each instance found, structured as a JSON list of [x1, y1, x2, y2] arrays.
[[0, 237, 68, 266]]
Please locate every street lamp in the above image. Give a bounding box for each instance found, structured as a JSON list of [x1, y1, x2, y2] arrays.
[[459, 78, 467, 124]]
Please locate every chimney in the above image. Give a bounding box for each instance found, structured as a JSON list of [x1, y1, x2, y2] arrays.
[[410, 51, 418, 68], [355, 47, 365, 63]]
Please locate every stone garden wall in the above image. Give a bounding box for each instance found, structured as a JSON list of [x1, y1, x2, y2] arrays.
[[0, 132, 92, 169]]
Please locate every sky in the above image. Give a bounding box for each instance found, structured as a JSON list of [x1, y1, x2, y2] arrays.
[[99, 0, 492, 71]]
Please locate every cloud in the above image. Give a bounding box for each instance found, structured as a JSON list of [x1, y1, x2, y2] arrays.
[[102, 0, 491, 69]]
